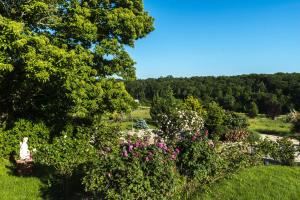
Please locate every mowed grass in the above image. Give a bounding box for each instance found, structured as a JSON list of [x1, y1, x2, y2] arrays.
[[192, 166, 300, 200], [0, 159, 43, 200], [118, 106, 155, 130], [130, 106, 151, 120], [247, 114, 294, 137]]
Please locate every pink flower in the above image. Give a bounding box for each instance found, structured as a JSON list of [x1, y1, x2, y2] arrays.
[[145, 156, 150, 162], [128, 145, 134, 152], [157, 142, 164, 149], [122, 150, 128, 157], [205, 130, 209, 137], [192, 135, 197, 141], [171, 154, 176, 160], [175, 148, 180, 154]]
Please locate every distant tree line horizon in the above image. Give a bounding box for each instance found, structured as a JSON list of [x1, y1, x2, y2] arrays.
[[125, 73, 300, 118]]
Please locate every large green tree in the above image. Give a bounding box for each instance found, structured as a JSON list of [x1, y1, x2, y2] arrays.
[[0, 0, 154, 129]]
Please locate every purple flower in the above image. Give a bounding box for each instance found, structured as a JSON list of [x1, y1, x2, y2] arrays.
[[145, 156, 150, 162], [157, 142, 164, 149], [128, 145, 134, 152], [175, 148, 180, 154]]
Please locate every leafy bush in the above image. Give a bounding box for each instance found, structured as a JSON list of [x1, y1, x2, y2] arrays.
[[83, 137, 184, 199], [205, 102, 226, 137], [257, 138, 296, 166], [220, 143, 261, 173], [246, 132, 261, 144], [0, 119, 50, 158], [183, 96, 207, 117], [223, 112, 249, 130], [292, 116, 300, 133], [248, 102, 259, 118], [34, 122, 121, 198], [134, 119, 149, 130], [276, 138, 296, 166], [176, 132, 223, 183]]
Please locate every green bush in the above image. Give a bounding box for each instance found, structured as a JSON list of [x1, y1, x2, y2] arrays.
[[205, 102, 226, 137], [0, 119, 50, 158], [292, 116, 300, 133], [176, 132, 223, 183], [246, 131, 261, 144], [221, 143, 261, 173], [183, 96, 207, 117], [248, 102, 259, 118], [223, 112, 249, 130], [83, 137, 184, 199], [257, 138, 296, 166]]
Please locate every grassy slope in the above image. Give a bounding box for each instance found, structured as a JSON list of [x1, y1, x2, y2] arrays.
[[118, 106, 154, 130], [0, 159, 43, 200], [192, 166, 300, 200], [247, 115, 296, 138]]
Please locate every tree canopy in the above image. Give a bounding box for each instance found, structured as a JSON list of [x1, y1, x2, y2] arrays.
[[0, 0, 154, 129], [126, 73, 300, 117]]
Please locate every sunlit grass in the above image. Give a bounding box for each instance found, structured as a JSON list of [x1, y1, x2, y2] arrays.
[[191, 166, 300, 200], [247, 114, 293, 137], [0, 159, 43, 200]]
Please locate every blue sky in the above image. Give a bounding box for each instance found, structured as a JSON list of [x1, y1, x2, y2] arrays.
[[127, 0, 300, 79]]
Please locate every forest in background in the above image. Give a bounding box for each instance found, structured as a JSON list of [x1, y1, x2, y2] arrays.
[[126, 73, 300, 117]]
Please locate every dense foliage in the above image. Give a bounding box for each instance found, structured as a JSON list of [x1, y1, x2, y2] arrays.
[[292, 116, 300, 133], [150, 94, 205, 140], [0, 0, 154, 131], [126, 73, 300, 117], [0, 119, 49, 157], [257, 138, 296, 166], [83, 136, 184, 199]]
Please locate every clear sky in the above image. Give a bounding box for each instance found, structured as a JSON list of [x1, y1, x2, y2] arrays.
[[127, 0, 300, 79]]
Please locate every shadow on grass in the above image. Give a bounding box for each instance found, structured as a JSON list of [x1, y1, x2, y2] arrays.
[[6, 160, 88, 200], [255, 129, 292, 137]]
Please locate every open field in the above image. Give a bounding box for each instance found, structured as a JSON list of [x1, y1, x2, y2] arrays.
[[122, 108, 298, 138], [247, 115, 299, 140], [191, 166, 300, 200], [0, 159, 43, 200]]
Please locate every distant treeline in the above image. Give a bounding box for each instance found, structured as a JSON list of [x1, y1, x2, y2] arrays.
[[125, 73, 300, 115]]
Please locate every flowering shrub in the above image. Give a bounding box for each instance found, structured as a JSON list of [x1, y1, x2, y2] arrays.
[[224, 129, 249, 142], [158, 109, 205, 140], [176, 131, 223, 183], [83, 136, 184, 199]]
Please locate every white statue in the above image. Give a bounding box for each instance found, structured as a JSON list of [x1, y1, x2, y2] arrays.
[[20, 137, 30, 160]]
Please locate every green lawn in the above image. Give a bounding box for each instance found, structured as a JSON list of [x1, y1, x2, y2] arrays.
[[0, 159, 43, 200], [191, 166, 300, 200], [247, 114, 295, 137], [118, 106, 155, 130]]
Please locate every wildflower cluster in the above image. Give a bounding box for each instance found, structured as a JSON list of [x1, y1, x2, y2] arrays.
[[121, 136, 180, 161]]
